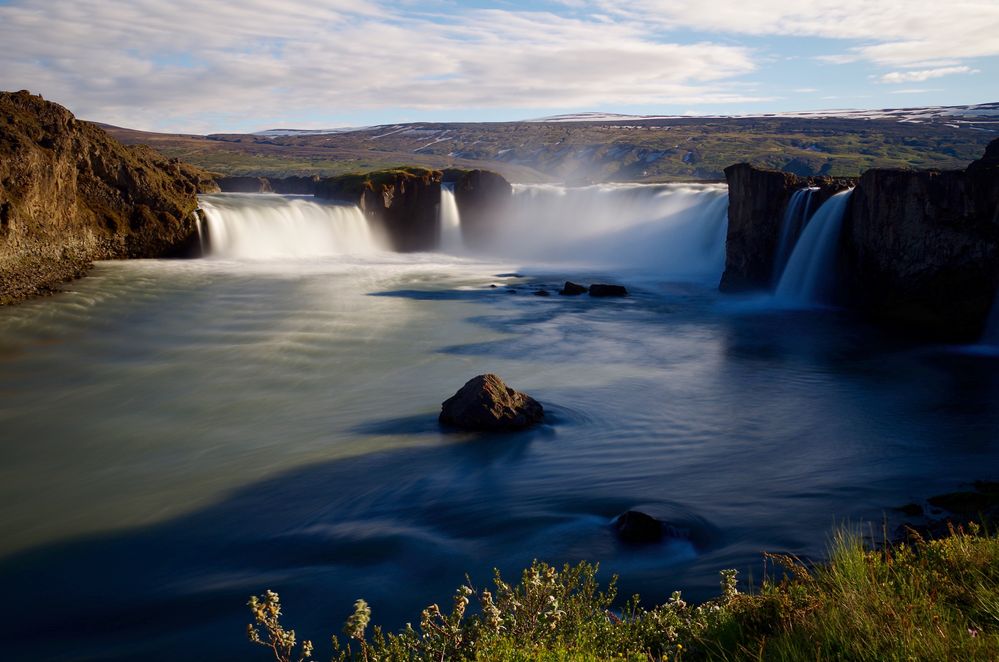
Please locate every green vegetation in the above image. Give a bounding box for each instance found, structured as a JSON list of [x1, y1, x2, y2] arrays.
[[247, 524, 999, 661]]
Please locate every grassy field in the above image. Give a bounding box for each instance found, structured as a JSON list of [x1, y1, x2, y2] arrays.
[[247, 524, 999, 661]]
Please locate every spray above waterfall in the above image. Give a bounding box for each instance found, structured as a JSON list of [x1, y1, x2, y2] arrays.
[[466, 183, 729, 280], [774, 189, 853, 306]]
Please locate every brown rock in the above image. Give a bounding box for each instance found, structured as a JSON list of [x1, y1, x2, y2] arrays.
[[439, 374, 544, 431], [0, 90, 216, 304], [559, 281, 587, 295]]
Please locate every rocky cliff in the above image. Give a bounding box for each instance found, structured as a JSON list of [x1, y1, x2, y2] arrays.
[[216, 175, 320, 195], [844, 141, 999, 340], [315, 167, 442, 251], [720, 164, 852, 292], [0, 90, 217, 303], [452, 169, 513, 250]]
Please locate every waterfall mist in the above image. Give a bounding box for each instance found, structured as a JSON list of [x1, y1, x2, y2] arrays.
[[463, 183, 729, 280]]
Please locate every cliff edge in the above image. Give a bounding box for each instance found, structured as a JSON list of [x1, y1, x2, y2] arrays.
[[0, 90, 218, 303]]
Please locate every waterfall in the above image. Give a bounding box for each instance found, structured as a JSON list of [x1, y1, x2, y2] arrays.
[[982, 290, 999, 349], [774, 189, 853, 306], [478, 183, 729, 280], [439, 183, 463, 253], [197, 194, 377, 259], [772, 187, 819, 284]]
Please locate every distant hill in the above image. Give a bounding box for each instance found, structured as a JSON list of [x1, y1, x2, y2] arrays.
[[99, 102, 999, 183]]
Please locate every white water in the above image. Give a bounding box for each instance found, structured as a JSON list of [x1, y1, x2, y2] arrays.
[[439, 183, 463, 253], [476, 183, 729, 280], [980, 291, 999, 350], [772, 187, 819, 285], [198, 194, 378, 259], [774, 189, 853, 306]]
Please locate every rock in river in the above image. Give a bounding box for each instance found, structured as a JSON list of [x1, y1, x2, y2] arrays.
[[559, 281, 587, 295], [589, 284, 628, 297], [613, 510, 664, 544], [439, 374, 544, 431]]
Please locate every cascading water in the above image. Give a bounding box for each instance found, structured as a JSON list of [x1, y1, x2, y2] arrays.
[[772, 187, 819, 284], [197, 194, 377, 259], [981, 290, 999, 350], [439, 183, 463, 253], [477, 183, 729, 280], [774, 189, 854, 306]]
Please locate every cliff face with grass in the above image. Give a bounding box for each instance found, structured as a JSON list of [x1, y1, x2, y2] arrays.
[[315, 167, 442, 251], [844, 138, 999, 340], [0, 90, 218, 303]]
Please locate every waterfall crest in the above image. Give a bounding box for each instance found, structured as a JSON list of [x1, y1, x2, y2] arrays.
[[198, 194, 378, 259], [774, 189, 853, 306], [772, 187, 819, 284], [439, 183, 463, 253]]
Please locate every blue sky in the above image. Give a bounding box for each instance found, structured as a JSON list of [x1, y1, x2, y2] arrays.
[[0, 0, 996, 133]]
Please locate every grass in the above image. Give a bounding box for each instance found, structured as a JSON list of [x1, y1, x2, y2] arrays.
[[246, 524, 999, 661]]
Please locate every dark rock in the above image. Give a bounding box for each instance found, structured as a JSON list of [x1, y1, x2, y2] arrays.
[[489, 284, 498, 288], [270, 176, 320, 195], [452, 170, 513, 250], [0, 90, 214, 304], [844, 150, 999, 341], [559, 281, 587, 295], [589, 284, 628, 297], [439, 374, 544, 431], [613, 510, 664, 544], [967, 137, 999, 172], [316, 168, 442, 252], [533, 289, 550, 296], [720, 163, 852, 292], [216, 176, 273, 193]]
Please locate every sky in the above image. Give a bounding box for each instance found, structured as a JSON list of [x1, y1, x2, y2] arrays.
[[0, 0, 997, 133]]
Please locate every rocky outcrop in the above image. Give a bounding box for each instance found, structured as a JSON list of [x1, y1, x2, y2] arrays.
[[0, 90, 216, 303], [844, 142, 999, 340], [316, 168, 442, 252], [720, 164, 852, 292], [439, 373, 544, 431], [453, 170, 513, 250], [215, 175, 320, 195]]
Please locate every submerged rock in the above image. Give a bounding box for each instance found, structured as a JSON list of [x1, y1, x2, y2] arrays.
[[439, 374, 544, 431], [559, 281, 587, 295], [589, 284, 628, 297], [613, 510, 664, 544], [534, 289, 550, 297]]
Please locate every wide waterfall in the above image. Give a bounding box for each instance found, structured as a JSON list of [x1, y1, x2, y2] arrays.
[[475, 183, 729, 280], [198, 194, 378, 259], [439, 183, 462, 252], [772, 187, 819, 284], [774, 189, 853, 306]]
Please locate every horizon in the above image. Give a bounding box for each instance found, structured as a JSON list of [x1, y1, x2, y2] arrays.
[[1, 1, 998, 133]]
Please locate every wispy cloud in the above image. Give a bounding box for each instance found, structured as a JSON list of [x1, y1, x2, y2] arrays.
[[878, 66, 978, 84], [0, 0, 757, 131]]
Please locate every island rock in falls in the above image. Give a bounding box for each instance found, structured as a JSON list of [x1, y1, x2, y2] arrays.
[[316, 167, 442, 252], [439, 374, 544, 431], [720, 163, 853, 292], [0, 90, 218, 304]]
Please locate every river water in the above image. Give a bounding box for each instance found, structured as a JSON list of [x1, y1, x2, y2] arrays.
[[1, 189, 997, 661]]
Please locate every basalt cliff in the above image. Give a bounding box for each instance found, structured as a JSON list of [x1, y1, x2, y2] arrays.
[[721, 139, 999, 341], [0, 91, 218, 303]]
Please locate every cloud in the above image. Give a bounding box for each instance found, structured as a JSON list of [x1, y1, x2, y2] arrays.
[[0, 0, 757, 131], [878, 66, 978, 84], [587, 0, 999, 66]]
